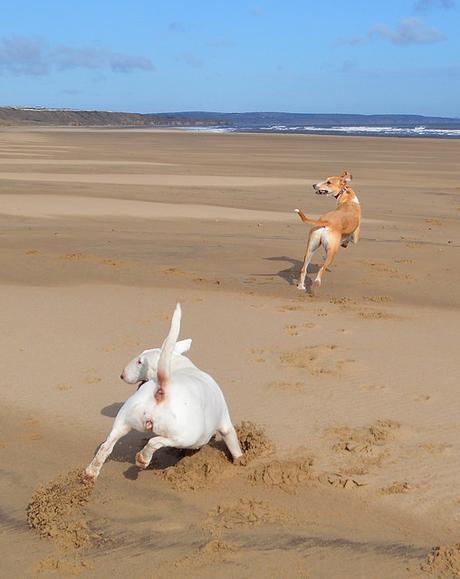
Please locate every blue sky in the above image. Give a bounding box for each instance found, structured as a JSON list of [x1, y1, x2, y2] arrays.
[[0, 0, 458, 116]]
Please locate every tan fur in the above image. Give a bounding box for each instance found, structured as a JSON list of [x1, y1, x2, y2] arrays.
[[295, 171, 361, 291]]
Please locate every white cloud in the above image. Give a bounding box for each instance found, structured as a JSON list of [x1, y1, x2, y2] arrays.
[[338, 17, 445, 46], [372, 17, 445, 45], [0, 36, 154, 76], [0, 37, 49, 75], [413, 0, 455, 11]]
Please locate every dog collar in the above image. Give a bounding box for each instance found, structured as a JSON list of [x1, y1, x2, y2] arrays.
[[334, 187, 348, 199]]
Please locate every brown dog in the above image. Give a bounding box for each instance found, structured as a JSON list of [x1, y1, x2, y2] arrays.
[[294, 171, 361, 291]]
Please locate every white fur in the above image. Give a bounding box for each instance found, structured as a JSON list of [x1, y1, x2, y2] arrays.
[[85, 304, 242, 479], [297, 227, 325, 290], [120, 339, 193, 384]]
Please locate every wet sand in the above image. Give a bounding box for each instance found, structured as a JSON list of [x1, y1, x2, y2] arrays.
[[0, 128, 459, 578]]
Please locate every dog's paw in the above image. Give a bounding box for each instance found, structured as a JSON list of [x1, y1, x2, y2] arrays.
[[135, 451, 148, 469], [311, 280, 321, 295], [294, 208, 300, 213], [84, 467, 97, 482], [297, 283, 306, 291], [233, 455, 247, 467]]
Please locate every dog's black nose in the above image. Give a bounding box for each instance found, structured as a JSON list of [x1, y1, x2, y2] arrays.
[[120, 373, 124, 380]]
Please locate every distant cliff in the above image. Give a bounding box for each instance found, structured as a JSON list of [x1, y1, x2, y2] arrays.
[[0, 107, 224, 127], [158, 111, 460, 129]]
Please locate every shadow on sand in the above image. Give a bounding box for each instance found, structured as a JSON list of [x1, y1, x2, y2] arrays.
[[96, 400, 231, 481], [100, 402, 124, 418], [264, 255, 320, 292]]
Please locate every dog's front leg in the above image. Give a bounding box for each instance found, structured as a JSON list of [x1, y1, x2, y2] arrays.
[[85, 422, 130, 480], [135, 436, 175, 469], [352, 225, 360, 244]]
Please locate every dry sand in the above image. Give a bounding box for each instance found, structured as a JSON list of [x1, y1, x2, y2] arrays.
[[0, 127, 459, 578]]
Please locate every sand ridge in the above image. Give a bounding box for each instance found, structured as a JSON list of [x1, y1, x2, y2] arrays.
[[0, 193, 298, 221], [0, 170, 308, 187]]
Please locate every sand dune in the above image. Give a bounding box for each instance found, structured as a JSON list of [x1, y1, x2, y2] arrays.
[[0, 128, 459, 578]]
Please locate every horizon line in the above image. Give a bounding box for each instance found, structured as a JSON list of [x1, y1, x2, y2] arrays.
[[1, 105, 459, 121]]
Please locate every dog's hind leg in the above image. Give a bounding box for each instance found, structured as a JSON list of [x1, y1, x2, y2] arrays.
[[313, 230, 341, 291], [218, 422, 243, 461], [298, 228, 322, 290], [341, 234, 352, 248], [136, 436, 175, 469], [85, 421, 130, 479]]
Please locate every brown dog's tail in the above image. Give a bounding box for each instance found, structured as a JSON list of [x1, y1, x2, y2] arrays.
[[156, 303, 182, 401], [294, 209, 329, 227]]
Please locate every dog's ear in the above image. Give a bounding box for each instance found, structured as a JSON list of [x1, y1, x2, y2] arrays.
[[340, 171, 352, 182], [174, 338, 192, 354]]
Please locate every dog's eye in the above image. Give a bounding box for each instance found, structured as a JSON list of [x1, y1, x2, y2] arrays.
[[137, 359, 142, 365], [327, 180, 331, 184]]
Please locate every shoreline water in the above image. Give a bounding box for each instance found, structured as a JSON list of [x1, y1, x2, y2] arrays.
[[174, 124, 460, 139], [3, 123, 460, 139]]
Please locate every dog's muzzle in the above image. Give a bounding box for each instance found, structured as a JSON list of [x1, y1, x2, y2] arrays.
[[313, 185, 329, 195]]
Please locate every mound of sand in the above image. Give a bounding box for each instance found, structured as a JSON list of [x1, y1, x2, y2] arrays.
[[154, 422, 274, 490], [235, 421, 275, 463], [280, 345, 350, 376], [27, 469, 94, 549], [331, 419, 400, 451], [422, 543, 460, 577], [249, 458, 315, 493], [328, 419, 400, 475], [321, 473, 366, 490], [379, 481, 412, 495], [155, 445, 230, 491]]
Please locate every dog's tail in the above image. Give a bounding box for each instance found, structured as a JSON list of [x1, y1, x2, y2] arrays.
[[294, 208, 329, 227], [156, 303, 182, 397]]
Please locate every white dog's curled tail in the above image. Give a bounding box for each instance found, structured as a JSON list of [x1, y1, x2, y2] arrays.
[[156, 303, 182, 395]]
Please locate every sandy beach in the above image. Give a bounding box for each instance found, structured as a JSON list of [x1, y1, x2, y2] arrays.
[[1, 127, 459, 578]]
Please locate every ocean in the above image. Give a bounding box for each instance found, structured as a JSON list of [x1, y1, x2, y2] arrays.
[[178, 124, 460, 139]]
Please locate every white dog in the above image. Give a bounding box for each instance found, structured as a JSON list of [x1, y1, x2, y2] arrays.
[[85, 304, 242, 479], [120, 337, 193, 387]]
